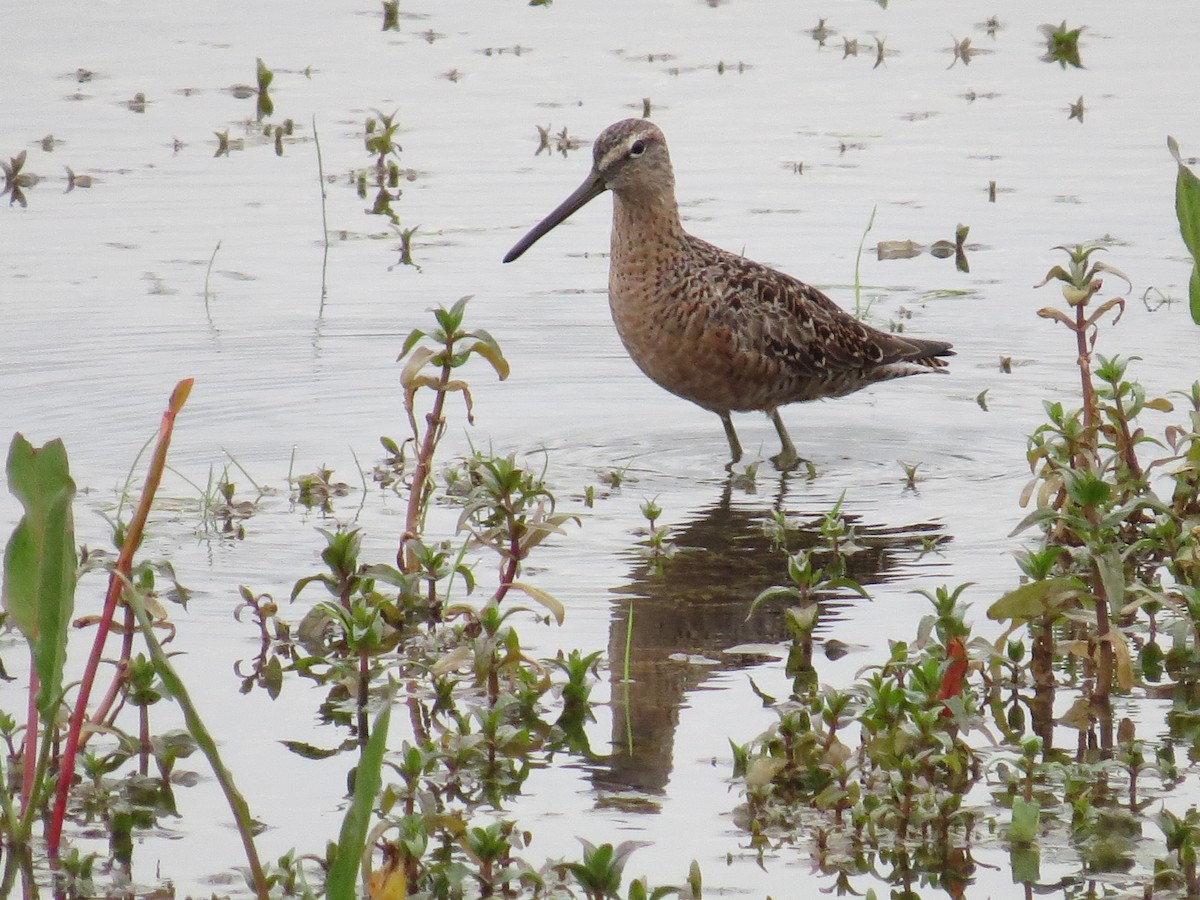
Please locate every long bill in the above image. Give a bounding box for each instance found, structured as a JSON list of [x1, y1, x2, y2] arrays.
[[503, 168, 607, 263]]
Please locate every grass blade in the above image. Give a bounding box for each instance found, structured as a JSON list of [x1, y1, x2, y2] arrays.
[[326, 693, 392, 900], [125, 578, 268, 897], [1168, 136, 1200, 323]]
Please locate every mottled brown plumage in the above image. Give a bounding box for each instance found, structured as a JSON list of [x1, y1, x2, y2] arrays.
[[504, 118, 953, 469]]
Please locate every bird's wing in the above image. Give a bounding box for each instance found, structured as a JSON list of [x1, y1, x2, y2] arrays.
[[688, 237, 922, 376]]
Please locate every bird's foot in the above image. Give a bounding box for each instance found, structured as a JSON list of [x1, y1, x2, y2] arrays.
[[770, 448, 801, 471], [770, 448, 815, 473]]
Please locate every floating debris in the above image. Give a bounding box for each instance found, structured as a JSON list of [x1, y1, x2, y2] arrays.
[[64, 166, 92, 191], [873, 36, 889, 69], [809, 18, 833, 47], [979, 15, 1002, 37], [947, 36, 992, 67]]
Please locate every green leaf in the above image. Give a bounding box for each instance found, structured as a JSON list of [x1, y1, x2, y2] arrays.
[[399, 346, 436, 388], [1009, 796, 1041, 844], [255, 58, 274, 92], [398, 328, 427, 359], [1169, 136, 1200, 325], [746, 585, 800, 620], [279, 740, 340, 760], [987, 576, 1081, 623], [508, 580, 565, 625], [1063, 470, 1110, 506], [467, 339, 510, 381], [1009, 844, 1041, 884], [3, 434, 77, 718], [1192, 267, 1200, 326], [327, 694, 392, 900]]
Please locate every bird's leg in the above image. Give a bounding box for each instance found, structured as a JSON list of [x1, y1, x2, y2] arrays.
[[719, 413, 743, 464], [767, 408, 803, 471]]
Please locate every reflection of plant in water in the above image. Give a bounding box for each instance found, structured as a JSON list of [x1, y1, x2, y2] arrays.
[[360, 108, 407, 225], [254, 57, 274, 120], [637, 496, 675, 570], [2, 150, 38, 207], [290, 464, 351, 512], [381, 0, 399, 32]]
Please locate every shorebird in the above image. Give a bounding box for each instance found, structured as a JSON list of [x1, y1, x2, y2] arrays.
[[503, 118, 953, 470]]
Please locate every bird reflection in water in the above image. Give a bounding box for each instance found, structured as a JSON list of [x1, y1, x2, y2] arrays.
[[592, 477, 949, 799]]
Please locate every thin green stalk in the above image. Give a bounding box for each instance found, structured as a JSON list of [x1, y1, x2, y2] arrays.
[[21, 666, 37, 807], [327, 691, 392, 900], [853, 205, 878, 319], [314, 116, 330, 312], [0, 753, 17, 834], [16, 713, 60, 843], [126, 576, 268, 898], [222, 448, 265, 495], [622, 600, 634, 752], [204, 240, 221, 310], [350, 445, 369, 523]]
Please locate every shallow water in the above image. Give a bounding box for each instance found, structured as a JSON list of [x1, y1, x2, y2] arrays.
[[3, 0, 1200, 894]]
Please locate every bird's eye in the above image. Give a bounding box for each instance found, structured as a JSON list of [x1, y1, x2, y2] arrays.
[[628, 140, 646, 158]]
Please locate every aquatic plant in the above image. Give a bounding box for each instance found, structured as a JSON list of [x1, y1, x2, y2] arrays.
[[1168, 136, 1200, 324], [381, 0, 399, 32], [255, 57, 274, 120], [1, 150, 37, 207], [358, 109, 406, 224], [1040, 20, 1085, 69], [729, 241, 1200, 896]]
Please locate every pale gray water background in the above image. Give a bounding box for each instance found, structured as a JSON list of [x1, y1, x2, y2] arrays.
[[2, 0, 1199, 895]]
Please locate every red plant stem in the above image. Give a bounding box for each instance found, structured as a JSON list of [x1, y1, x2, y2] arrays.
[[1076, 302, 1097, 447], [398, 356, 452, 574], [1072, 303, 1115, 703], [1108, 388, 1146, 487], [21, 663, 38, 808], [491, 504, 520, 605], [357, 650, 370, 750], [47, 379, 191, 858], [87, 606, 137, 737]]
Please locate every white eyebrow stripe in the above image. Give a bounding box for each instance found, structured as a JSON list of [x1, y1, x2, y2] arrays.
[[598, 141, 631, 171]]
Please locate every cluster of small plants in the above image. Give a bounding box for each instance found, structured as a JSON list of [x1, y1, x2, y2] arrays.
[[214, 59, 299, 160], [728, 242, 1200, 896], [0, 300, 701, 900]]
